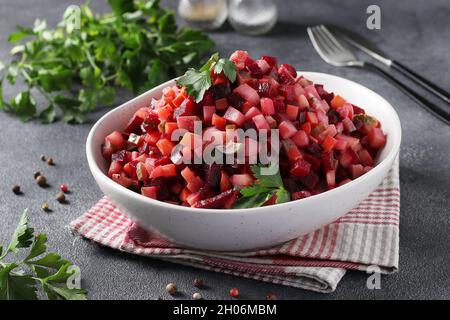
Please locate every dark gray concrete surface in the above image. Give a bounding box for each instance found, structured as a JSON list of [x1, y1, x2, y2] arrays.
[[0, 0, 449, 299]]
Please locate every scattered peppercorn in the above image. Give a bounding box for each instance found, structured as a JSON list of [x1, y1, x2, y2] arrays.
[[192, 292, 203, 300], [33, 171, 41, 179], [193, 278, 204, 288], [60, 183, 69, 193], [165, 283, 177, 295], [40, 155, 46, 161], [12, 185, 21, 194], [56, 192, 66, 203], [36, 175, 47, 187], [41, 202, 50, 212], [47, 157, 54, 166], [229, 288, 239, 298], [266, 292, 277, 300]]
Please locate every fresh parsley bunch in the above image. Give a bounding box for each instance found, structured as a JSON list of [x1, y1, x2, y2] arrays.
[[0, 0, 215, 123], [0, 210, 87, 300], [233, 165, 290, 209]]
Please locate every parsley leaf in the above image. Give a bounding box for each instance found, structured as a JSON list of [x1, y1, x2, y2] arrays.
[[0, 0, 215, 123], [233, 165, 291, 209], [3, 209, 34, 257], [177, 68, 212, 102], [0, 210, 88, 300], [177, 53, 237, 102]]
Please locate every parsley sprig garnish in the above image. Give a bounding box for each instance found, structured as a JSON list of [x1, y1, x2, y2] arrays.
[[0, 210, 87, 300], [177, 52, 237, 102], [0, 0, 214, 123], [233, 165, 291, 209]]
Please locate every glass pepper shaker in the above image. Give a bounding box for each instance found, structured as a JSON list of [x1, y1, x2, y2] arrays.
[[228, 0, 278, 35], [178, 0, 228, 30]]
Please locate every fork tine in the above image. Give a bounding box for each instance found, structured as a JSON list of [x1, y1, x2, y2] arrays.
[[307, 27, 333, 62], [319, 25, 348, 52], [314, 26, 339, 54]]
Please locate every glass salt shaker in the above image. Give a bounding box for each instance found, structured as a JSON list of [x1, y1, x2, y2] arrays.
[[178, 0, 228, 30], [228, 0, 278, 35]]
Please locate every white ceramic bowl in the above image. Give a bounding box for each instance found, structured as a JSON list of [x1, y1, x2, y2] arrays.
[[86, 72, 401, 251]]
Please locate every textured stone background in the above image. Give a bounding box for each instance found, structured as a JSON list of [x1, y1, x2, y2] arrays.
[[0, 0, 449, 299]]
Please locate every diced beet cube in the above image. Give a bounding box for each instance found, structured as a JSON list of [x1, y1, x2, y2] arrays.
[[290, 159, 311, 177], [124, 115, 144, 134], [314, 84, 334, 104], [205, 163, 223, 188], [261, 55, 278, 68], [234, 84, 260, 107], [210, 83, 230, 100], [278, 64, 296, 84], [173, 97, 195, 119], [223, 107, 245, 126], [203, 106, 216, 124], [368, 127, 386, 149], [256, 59, 271, 75], [352, 104, 365, 115], [106, 131, 126, 149], [321, 150, 337, 171], [342, 118, 357, 133], [326, 170, 336, 187], [358, 148, 374, 167], [292, 130, 309, 147], [202, 90, 215, 106], [252, 114, 270, 132], [257, 80, 271, 97], [300, 172, 319, 190], [215, 97, 228, 111], [108, 160, 123, 177], [350, 164, 365, 179], [260, 97, 275, 115], [193, 189, 238, 209], [273, 96, 285, 112], [177, 116, 200, 132], [279, 120, 297, 139], [227, 92, 245, 109], [246, 59, 264, 78], [230, 50, 249, 70], [112, 150, 127, 163], [302, 153, 321, 172], [244, 107, 262, 121], [307, 142, 322, 158], [292, 190, 312, 200], [286, 104, 299, 121]]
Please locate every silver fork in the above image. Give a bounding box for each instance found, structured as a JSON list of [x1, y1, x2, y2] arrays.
[[307, 25, 450, 125]]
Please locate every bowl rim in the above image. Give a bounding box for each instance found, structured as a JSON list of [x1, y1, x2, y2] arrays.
[[86, 71, 402, 215]]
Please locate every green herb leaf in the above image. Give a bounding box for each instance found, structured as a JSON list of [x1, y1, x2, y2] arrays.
[[232, 192, 274, 209], [4, 209, 34, 256], [25, 233, 48, 261], [0, 210, 88, 300], [213, 58, 237, 82], [10, 91, 37, 122], [38, 105, 57, 124], [0, 0, 214, 123], [27, 252, 68, 270], [177, 53, 236, 102], [0, 264, 38, 300], [177, 68, 211, 102], [233, 165, 290, 209]]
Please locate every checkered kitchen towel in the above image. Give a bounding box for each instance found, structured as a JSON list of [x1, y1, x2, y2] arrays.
[[70, 157, 399, 293]]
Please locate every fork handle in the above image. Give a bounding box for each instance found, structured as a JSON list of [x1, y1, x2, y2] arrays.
[[363, 62, 450, 125], [391, 60, 450, 104]]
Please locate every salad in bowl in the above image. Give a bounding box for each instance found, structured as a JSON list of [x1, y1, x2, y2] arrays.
[[100, 51, 387, 210]]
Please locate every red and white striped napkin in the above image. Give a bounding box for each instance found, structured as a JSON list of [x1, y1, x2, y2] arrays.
[[70, 157, 399, 293]]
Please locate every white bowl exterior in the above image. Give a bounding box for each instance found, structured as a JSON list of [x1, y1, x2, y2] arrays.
[[87, 72, 401, 251]]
